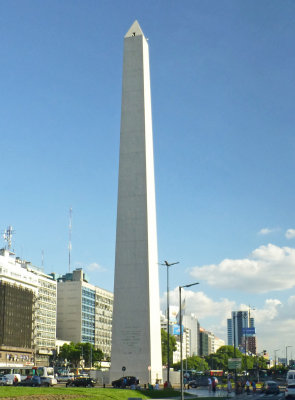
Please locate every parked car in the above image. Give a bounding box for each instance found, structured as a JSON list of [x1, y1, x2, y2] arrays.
[[57, 375, 74, 383], [40, 376, 57, 386], [111, 376, 138, 388], [285, 384, 295, 398], [66, 377, 95, 387], [17, 375, 55, 387], [261, 381, 280, 394], [0, 376, 12, 386], [17, 376, 41, 387]]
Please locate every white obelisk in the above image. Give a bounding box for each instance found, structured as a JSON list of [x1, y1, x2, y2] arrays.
[[110, 21, 162, 384]]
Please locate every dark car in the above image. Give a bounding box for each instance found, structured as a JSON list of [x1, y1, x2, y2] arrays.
[[17, 376, 41, 387], [188, 376, 210, 388], [111, 376, 138, 388], [66, 377, 95, 387], [261, 380, 280, 394]]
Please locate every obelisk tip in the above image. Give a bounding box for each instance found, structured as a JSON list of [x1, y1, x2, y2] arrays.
[[125, 20, 145, 38]]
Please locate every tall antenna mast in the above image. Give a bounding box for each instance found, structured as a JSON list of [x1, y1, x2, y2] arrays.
[[68, 207, 72, 273], [3, 226, 15, 251]]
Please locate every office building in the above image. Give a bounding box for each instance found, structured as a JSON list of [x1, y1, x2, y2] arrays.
[[227, 311, 256, 354], [56, 268, 113, 358], [0, 248, 57, 366]]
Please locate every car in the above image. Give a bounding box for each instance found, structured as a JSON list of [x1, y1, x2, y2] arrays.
[[188, 376, 211, 388], [0, 376, 12, 386], [66, 377, 95, 387], [285, 384, 295, 398], [17, 377, 40, 387], [40, 376, 57, 386], [57, 375, 74, 383], [17, 375, 55, 387], [111, 376, 138, 388], [261, 380, 280, 394]]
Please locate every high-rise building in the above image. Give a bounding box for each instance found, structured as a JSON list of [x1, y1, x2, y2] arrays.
[[0, 248, 57, 367], [199, 328, 214, 356], [227, 311, 256, 354], [182, 314, 200, 356], [110, 21, 162, 384], [56, 269, 113, 358]]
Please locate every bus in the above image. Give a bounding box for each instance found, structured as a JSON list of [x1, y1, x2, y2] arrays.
[[0, 366, 55, 381]]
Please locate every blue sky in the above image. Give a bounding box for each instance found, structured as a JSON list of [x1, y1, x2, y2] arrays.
[[1, 0, 294, 358]]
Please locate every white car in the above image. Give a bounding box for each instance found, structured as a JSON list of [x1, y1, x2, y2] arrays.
[[40, 376, 57, 386], [285, 384, 295, 398], [0, 376, 13, 386]]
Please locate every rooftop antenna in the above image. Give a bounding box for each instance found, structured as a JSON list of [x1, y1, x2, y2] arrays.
[[2, 226, 15, 251], [68, 207, 72, 273]]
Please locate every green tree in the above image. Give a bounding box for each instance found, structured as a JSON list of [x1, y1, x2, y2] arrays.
[[205, 346, 243, 371], [161, 329, 177, 366], [58, 342, 103, 368], [173, 355, 209, 371]]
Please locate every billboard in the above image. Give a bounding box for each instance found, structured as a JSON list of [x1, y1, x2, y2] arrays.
[[242, 327, 256, 336], [172, 324, 183, 335]]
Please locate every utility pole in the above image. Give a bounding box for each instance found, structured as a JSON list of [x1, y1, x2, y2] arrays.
[[68, 207, 72, 273], [179, 282, 199, 400], [160, 260, 179, 384]]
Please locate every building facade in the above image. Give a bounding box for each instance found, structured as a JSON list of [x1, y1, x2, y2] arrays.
[[227, 311, 256, 354], [56, 268, 113, 358], [0, 249, 57, 367]]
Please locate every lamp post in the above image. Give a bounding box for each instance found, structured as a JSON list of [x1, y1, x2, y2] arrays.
[[274, 349, 280, 371], [179, 282, 199, 400], [286, 346, 293, 367], [160, 260, 179, 384]]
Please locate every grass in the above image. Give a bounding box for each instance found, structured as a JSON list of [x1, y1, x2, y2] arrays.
[[0, 386, 202, 400]]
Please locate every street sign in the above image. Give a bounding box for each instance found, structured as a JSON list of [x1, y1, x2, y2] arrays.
[[228, 358, 242, 370]]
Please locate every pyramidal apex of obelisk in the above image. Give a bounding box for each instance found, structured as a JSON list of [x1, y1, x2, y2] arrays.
[[124, 20, 144, 38], [110, 21, 163, 384]]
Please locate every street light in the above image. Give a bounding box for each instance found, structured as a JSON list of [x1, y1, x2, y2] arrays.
[[274, 349, 280, 371], [160, 260, 179, 384], [286, 346, 293, 367], [179, 282, 199, 400]]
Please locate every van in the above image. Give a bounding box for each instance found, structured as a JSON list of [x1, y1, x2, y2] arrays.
[[287, 370, 295, 385]]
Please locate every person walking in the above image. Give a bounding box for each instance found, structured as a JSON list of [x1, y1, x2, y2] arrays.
[[208, 377, 212, 392], [246, 379, 250, 395], [227, 379, 232, 394]]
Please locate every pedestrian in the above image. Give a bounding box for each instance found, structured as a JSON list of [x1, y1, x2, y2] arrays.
[[252, 380, 256, 394], [208, 377, 212, 392], [154, 380, 160, 390], [246, 380, 250, 395], [227, 379, 232, 394], [212, 378, 217, 393]]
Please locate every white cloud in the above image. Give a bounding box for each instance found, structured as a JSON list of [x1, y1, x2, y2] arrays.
[[163, 290, 295, 356], [86, 262, 106, 272], [285, 229, 295, 239], [189, 243, 295, 294], [161, 288, 235, 326], [258, 228, 276, 235]]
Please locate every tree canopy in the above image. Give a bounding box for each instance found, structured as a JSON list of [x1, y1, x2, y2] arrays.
[[161, 329, 177, 366], [58, 342, 103, 368]]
